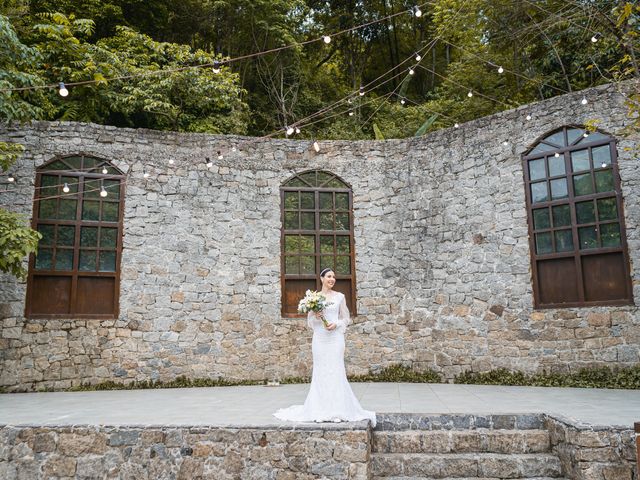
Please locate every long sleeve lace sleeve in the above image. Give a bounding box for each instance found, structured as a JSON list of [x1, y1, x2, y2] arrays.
[[336, 294, 351, 333], [307, 311, 318, 330]]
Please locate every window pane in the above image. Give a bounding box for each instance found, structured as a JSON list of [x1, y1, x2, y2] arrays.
[[82, 200, 100, 221], [319, 192, 333, 210], [40, 175, 58, 198], [79, 250, 97, 271], [284, 235, 298, 252], [320, 235, 334, 254], [528, 159, 545, 181], [320, 212, 333, 230], [320, 256, 334, 271], [299, 172, 317, 186], [285, 256, 299, 274], [82, 157, 98, 169], [326, 178, 346, 188], [550, 178, 568, 200], [552, 205, 571, 227], [60, 176, 78, 194], [554, 230, 574, 252], [35, 248, 53, 270], [571, 149, 590, 172], [37, 224, 55, 245], [300, 255, 315, 274], [548, 156, 565, 177], [300, 192, 315, 209], [317, 171, 332, 186], [284, 211, 299, 229], [567, 128, 584, 145], [286, 178, 305, 187], [284, 191, 298, 209], [530, 182, 548, 204], [39, 199, 57, 219], [595, 170, 614, 193], [58, 199, 77, 220], [336, 236, 350, 253], [581, 132, 610, 143], [300, 212, 315, 230], [81, 226, 99, 247], [335, 193, 349, 210], [102, 202, 119, 222], [601, 223, 621, 248], [535, 232, 552, 254], [578, 226, 598, 249], [597, 198, 618, 221], [57, 226, 75, 246], [299, 235, 315, 253], [99, 251, 117, 272], [576, 201, 596, 224], [55, 249, 74, 270], [335, 213, 349, 230], [44, 160, 70, 171], [530, 143, 556, 155], [336, 256, 350, 275], [101, 228, 118, 248], [544, 131, 565, 146], [592, 145, 611, 167], [83, 179, 101, 198], [573, 173, 594, 196]]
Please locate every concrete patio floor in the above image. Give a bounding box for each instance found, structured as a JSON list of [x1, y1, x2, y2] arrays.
[[1, 383, 638, 428]]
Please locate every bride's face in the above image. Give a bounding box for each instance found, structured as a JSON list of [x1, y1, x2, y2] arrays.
[[321, 270, 336, 289]]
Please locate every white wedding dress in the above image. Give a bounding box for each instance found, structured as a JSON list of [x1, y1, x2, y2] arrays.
[[274, 291, 376, 427]]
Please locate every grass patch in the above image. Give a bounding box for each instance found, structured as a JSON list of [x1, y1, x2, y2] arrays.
[[349, 364, 443, 383]]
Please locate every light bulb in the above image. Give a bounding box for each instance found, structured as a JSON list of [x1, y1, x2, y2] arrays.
[[497, 66, 504, 74], [415, 53, 422, 61], [400, 98, 406, 105], [502, 141, 508, 146], [313, 141, 320, 152], [143, 172, 150, 179], [58, 82, 69, 97], [359, 87, 365, 96], [212, 61, 221, 74], [100, 186, 108, 198], [8, 175, 15, 182], [63, 183, 70, 193], [601, 162, 607, 168], [591, 33, 600, 43], [232, 146, 237, 152], [467, 91, 473, 98], [526, 114, 532, 121], [349, 111, 354, 116], [413, 6, 422, 17], [169, 159, 174, 165], [454, 123, 459, 128], [217, 151, 223, 160], [409, 68, 415, 75], [206, 157, 213, 168], [101, 166, 108, 174], [286, 126, 294, 136], [295, 127, 301, 134], [581, 97, 588, 105], [583, 132, 589, 138], [554, 152, 560, 158], [323, 35, 331, 44]]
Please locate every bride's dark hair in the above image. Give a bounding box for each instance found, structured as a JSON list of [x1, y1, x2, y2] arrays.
[[320, 268, 333, 278]]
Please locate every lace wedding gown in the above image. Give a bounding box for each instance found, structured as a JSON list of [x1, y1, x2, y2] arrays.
[[274, 291, 376, 427]]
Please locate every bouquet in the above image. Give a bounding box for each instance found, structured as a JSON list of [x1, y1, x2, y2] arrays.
[[298, 290, 332, 328]]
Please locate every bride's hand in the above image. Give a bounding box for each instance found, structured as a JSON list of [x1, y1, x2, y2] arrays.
[[326, 323, 337, 331]]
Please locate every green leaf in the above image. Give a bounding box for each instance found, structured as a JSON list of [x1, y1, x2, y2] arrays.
[[373, 122, 385, 140], [415, 113, 439, 137]]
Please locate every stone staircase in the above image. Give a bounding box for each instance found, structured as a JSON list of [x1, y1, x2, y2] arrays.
[[371, 414, 567, 480]]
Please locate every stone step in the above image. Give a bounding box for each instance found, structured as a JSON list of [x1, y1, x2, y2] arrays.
[[375, 414, 545, 432], [372, 477, 567, 480], [373, 429, 551, 454], [371, 453, 564, 478]]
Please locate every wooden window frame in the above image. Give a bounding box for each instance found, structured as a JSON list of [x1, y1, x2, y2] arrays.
[[523, 127, 634, 309], [25, 154, 125, 319], [280, 171, 357, 318]]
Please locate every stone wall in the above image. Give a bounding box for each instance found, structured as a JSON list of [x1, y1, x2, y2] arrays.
[[1, 82, 639, 391]]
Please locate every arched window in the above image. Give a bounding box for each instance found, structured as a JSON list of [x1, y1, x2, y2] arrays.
[[26, 155, 125, 318], [281, 170, 356, 317], [523, 127, 633, 308]]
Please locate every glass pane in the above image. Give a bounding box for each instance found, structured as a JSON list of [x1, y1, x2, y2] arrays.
[[300, 192, 314, 209], [530, 182, 548, 204], [284, 212, 299, 229], [284, 191, 298, 209], [284, 256, 299, 274], [80, 156, 97, 169], [102, 202, 119, 222], [335, 213, 349, 230], [40, 175, 58, 198], [57, 226, 75, 246], [592, 145, 611, 167], [335, 193, 349, 210], [595, 170, 614, 193], [60, 176, 78, 194], [99, 251, 116, 272], [320, 212, 333, 230], [548, 156, 565, 177], [336, 236, 350, 253], [104, 166, 120, 175], [83, 178, 101, 198], [81, 227, 99, 247], [55, 249, 74, 270], [580, 132, 609, 143], [571, 149, 590, 172], [78, 250, 98, 272], [82, 200, 100, 221], [299, 172, 317, 186], [573, 173, 594, 196], [601, 223, 621, 248], [550, 178, 568, 200], [300, 212, 315, 230], [336, 256, 350, 275], [43, 160, 70, 171], [530, 143, 556, 155], [554, 230, 574, 252], [576, 201, 596, 224], [578, 226, 598, 249], [528, 159, 545, 181], [552, 205, 571, 227], [597, 198, 618, 221], [39, 199, 57, 219], [300, 255, 315, 274], [320, 235, 334, 254], [317, 172, 332, 186], [37, 224, 55, 245], [58, 199, 77, 220], [103, 180, 120, 199], [35, 248, 53, 270], [284, 235, 298, 252], [101, 228, 118, 248], [285, 178, 305, 187], [320, 256, 334, 271], [326, 177, 347, 188], [544, 131, 565, 146], [319, 192, 333, 210], [567, 128, 584, 145], [535, 232, 552, 254], [299, 235, 315, 253]]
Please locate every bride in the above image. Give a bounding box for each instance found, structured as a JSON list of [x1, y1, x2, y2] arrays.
[[274, 268, 376, 427]]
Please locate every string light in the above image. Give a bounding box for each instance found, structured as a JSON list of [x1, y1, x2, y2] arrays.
[[168, 159, 174, 165], [497, 66, 504, 74], [601, 162, 607, 168], [212, 61, 221, 74], [206, 157, 213, 168], [295, 127, 301, 134], [101, 166, 108, 174], [454, 123, 459, 128], [286, 126, 294, 136], [526, 114, 532, 121], [467, 90, 473, 98], [323, 36, 331, 44], [502, 140, 508, 146], [62, 183, 70, 193], [348, 111, 354, 116], [591, 33, 601, 43], [232, 146, 237, 152], [7, 174, 15, 182], [58, 82, 69, 97], [359, 86, 365, 96], [217, 151, 223, 160], [313, 141, 320, 152], [415, 53, 422, 61], [583, 132, 589, 138], [554, 152, 560, 158], [413, 6, 422, 17], [400, 98, 406, 105], [581, 96, 588, 105], [409, 67, 415, 75], [143, 172, 150, 179], [100, 186, 108, 198]]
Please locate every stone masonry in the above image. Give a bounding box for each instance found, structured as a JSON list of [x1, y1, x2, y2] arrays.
[[0, 82, 639, 391]]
